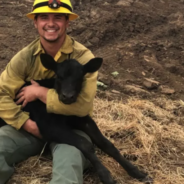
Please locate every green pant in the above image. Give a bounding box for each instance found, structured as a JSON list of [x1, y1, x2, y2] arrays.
[[0, 125, 91, 184]]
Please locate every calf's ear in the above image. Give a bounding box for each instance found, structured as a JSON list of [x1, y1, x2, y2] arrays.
[[83, 58, 103, 74], [40, 54, 57, 71]]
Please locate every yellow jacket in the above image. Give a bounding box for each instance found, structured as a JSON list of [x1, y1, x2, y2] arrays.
[[0, 35, 97, 130]]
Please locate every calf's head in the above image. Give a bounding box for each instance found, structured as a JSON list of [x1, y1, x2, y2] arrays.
[[40, 54, 103, 104]]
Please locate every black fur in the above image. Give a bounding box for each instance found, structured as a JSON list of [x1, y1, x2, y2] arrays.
[[0, 54, 153, 184]]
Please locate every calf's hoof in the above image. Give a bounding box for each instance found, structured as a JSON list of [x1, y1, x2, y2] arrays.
[[141, 176, 153, 184]]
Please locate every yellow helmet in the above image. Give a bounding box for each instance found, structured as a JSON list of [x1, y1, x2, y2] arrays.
[[26, 0, 78, 21]]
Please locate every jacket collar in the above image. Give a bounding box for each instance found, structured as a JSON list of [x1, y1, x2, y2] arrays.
[[33, 35, 73, 56]]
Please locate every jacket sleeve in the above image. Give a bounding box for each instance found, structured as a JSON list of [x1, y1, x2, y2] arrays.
[[0, 51, 30, 129], [46, 49, 98, 117]]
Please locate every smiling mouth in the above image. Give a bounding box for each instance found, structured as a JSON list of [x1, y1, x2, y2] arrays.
[[46, 30, 56, 33], [45, 29, 57, 33]]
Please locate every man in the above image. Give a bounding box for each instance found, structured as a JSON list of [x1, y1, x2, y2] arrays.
[[0, 0, 98, 183]]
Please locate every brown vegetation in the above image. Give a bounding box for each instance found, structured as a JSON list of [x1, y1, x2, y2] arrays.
[[9, 97, 184, 184]]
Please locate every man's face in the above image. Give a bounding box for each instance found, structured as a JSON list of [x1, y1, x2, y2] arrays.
[[34, 13, 69, 43]]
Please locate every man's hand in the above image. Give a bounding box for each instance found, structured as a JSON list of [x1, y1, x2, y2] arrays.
[[16, 80, 40, 107], [22, 119, 42, 139]]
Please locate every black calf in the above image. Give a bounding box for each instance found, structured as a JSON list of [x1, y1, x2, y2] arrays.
[[0, 54, 153, 184]]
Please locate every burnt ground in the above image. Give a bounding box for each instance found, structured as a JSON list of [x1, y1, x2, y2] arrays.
[[1, 0, 184, 183], [2, 0, 184, 102]]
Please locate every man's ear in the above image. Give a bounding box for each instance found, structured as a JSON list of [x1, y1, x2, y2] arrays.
[[83, 58, 103, 75], [40, 54, 57, 71], [34, 19, 37, 29], [66, 19, 69, 28]]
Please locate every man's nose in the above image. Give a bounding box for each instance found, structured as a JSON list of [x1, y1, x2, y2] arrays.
[[48, 18, 55, 26]]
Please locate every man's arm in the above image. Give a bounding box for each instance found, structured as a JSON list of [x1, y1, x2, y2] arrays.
[[0, 51, 41, 137], [0, 60, 29, 129], [17, 67, 97, 116]]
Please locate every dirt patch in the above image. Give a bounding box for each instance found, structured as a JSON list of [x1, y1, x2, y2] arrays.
[[1, 0, 184, 183], [2, 0, 184, 100]]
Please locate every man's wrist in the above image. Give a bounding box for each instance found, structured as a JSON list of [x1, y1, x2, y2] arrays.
[[36, 86, 49, 104], [22, 119, 42, 138]]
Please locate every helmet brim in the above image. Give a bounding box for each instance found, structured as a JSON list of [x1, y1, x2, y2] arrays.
[[26, 6, 79, 21]]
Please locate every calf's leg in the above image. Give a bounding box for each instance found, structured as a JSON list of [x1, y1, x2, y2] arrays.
[[74, 116, 153, 184]]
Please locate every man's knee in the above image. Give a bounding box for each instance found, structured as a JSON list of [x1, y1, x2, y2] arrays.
[[51, 143, 85, 165], [50, 130, 92, 170], [0, 125, 25, 153], [0, 125, 44, 165], [50, 144, 87, 184]]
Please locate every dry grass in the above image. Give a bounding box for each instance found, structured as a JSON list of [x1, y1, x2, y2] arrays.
[[8, 96, 184, 184]]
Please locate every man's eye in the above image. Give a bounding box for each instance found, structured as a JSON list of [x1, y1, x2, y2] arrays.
[[55, 16, 62, 20], [40, 16, 48, 19]]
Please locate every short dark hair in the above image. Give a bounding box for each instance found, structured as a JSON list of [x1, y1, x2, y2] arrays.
[[34, 13, 69, 20], [34, 14, 40, 20], [65, 14, 69, 20]]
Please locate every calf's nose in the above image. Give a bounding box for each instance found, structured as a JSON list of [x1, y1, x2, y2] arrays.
[[62, 92, 75, 100]]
